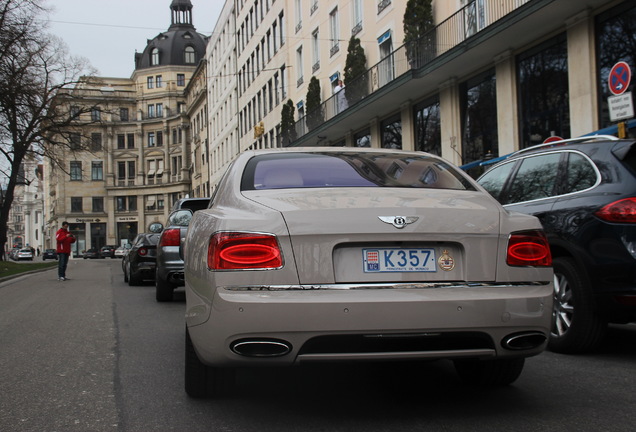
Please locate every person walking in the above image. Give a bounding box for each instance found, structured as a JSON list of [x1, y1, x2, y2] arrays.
[[55, 221, 76, 281]]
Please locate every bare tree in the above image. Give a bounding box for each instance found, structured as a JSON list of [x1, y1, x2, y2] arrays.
[[0, 0, 96, 260]]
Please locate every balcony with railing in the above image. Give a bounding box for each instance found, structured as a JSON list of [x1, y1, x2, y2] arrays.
[[286, 0, 531, 145]]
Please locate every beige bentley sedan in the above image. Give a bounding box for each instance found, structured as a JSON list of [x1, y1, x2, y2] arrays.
[[183, 147, 553, 398]]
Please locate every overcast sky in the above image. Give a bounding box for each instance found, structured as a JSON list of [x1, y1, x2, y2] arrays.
[[45, 0, 223, 78]]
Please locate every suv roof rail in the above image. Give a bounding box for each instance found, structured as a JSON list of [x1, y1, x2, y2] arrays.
[[514, 135, 619, 156]]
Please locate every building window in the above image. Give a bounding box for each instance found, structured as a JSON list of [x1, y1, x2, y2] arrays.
[[90, 133, 102, 151], [120, 108, 129, 121], [312, 29, 320, 71], [127, 133, 135, 149], [517, 35, 568, 149], [70, 161, 82, 181], [597, 3, 636, 129], [151, 48, 160, 65], [92, 197, 104, 213], [146, 195, 157, 211], [296, 46, 303, 86], [329, 8, 339, 56], [91, 108, 101, 121], [147, 76, 154, 89], [148, 104, 155, 118], [295, 0, 302, 32], [147, 132, 155, 147], [381, 114, 402, 149], [117, 134, 125, 149], [352, 0, 363, 35], [91, 161, 103, 180], [116, 196, 126, 211], [70, 105, 80, 119], [71, 197, 83, 213], [128, 161, 136, 179], [354, 128, 371, 147], [156, 75, 163, 88], [157, 131, 163, 147], [378, 0, 391, 14], [156, 103, 163, 118], [185, 46, 196, 64], [70, 133, 81, 150], [414, 97, 441, 155], [177, 74, 185, 86], [461, 70, 497, 163]]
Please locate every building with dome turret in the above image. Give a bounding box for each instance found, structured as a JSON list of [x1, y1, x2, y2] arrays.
[[43, 0, 209, 255]]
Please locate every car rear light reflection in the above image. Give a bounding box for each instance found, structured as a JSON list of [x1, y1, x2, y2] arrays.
[[138, 247, 148, 256], [594, 198, 636, 223], [507, 230, 552, 267], [208, 232, 282, 270], [159, 228, 181, 247]]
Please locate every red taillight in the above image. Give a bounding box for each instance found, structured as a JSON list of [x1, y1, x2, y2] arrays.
[[507, 230, 552, 267], [594, 198, 636, 223], [159, 228, 181, 247], [208, 232, 282, 270], [138, 247, 148, 256]]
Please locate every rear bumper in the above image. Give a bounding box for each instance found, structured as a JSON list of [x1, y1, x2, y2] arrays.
[[187, 281, 553, 367], [156, 260, 185, 286]]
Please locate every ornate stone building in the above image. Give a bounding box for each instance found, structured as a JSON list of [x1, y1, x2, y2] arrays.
[[44, 0, 209, 254]]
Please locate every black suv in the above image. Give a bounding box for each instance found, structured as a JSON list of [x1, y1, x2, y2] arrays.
[[477, 135, 636, 353]]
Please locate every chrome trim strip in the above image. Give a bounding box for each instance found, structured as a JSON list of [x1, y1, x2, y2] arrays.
[[223, 281, 548, 291]]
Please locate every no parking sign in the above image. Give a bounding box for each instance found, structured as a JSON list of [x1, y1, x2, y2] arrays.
[[608, 61, 631, 95], [607, 61, 634, 122]]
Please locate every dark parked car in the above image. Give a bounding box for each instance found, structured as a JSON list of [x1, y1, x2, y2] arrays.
[[122, 226, 162, 286], [477, 135, 636, 353], [100, 245, 118, 259], [42, 249, 58, 260], [155, 197, 210, 302], [83, 248, 100, 259]]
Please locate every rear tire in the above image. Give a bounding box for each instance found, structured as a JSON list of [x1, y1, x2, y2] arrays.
[[454, 357, 525, 386], [128, 266, 141, 286], [155, 273, 175, 302], [549, 257, 606, 354], [185, 327, 234, 398]]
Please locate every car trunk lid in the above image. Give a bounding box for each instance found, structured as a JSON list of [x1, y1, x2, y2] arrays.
[[244, 188, 502, 284]]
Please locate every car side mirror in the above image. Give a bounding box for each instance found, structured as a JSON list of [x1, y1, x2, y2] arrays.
[[169, 209, 194, 226], [148, 222, 164, 233]]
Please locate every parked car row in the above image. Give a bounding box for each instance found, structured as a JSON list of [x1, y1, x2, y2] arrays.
[[121, 198, 211, 294], [118, 141, 634, 398], [9, 248, 34, 261]]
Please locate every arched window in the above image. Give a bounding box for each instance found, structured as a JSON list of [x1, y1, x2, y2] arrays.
[[184, 46, 196, 64], [151, 48, 160, 66]]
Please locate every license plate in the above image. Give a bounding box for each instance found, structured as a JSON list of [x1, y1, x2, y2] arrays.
[[363, 248, 437, 273]]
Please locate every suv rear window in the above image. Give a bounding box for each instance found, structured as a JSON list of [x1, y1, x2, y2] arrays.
[[241, 152, 475, 191]]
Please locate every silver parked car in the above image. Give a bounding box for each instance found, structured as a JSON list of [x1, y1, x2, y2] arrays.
[[155, 197, 210, 302], [183, 148, 554, 398]]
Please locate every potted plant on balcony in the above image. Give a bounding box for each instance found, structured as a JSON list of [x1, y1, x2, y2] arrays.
[[344, 36, 368, 106]]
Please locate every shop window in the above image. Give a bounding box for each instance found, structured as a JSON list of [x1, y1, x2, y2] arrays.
[[517, 34, 569, 148], [460, 70, 497, 164], [414, 97, 441, 155]]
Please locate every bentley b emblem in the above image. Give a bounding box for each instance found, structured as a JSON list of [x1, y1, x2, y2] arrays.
[[378, 216, 419, 229]]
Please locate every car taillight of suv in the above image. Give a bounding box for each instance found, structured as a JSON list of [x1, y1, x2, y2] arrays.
[[159, 228, 181, 247], [594, 197, 636, 223]]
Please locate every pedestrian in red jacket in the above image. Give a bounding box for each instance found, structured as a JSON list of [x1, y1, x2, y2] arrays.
[[55, 221, 76, 281]]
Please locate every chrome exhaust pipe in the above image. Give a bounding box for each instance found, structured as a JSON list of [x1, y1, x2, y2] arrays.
[[501, 332, 547, 350], [231, 339, 292, 357]]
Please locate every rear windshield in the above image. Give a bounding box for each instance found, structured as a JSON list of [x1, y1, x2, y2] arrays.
[[178, 199, 210, 211], [241, 152, 475, 191]]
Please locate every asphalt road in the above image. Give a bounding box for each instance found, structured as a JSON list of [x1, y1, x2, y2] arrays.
[[1, 259, 635, 432]]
